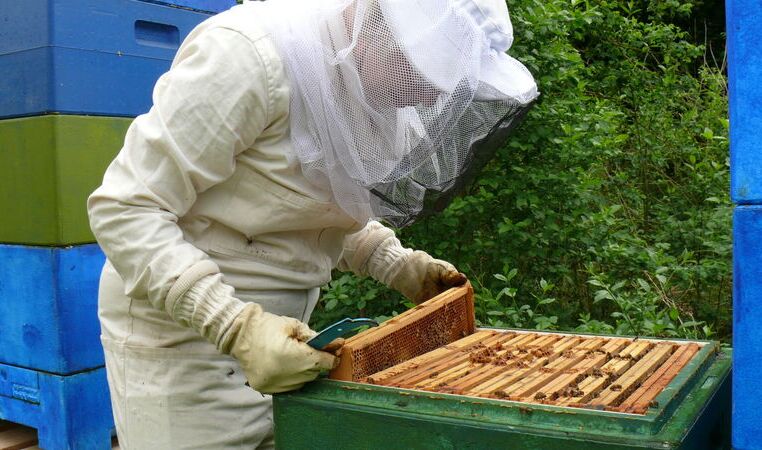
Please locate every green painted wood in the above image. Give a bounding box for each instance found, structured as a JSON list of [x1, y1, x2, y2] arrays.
[[0, 115, 131, 245], [273, 345, 731, 449]]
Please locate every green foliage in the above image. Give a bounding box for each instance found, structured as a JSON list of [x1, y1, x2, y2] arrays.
[[472, 269, 559, 330], [310, 0, 730, 342], [310, 273, 411, 332]]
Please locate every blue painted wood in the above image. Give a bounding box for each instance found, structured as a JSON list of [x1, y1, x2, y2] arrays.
[[138, 0, 236, 13], [728, 0, 762, 204], [0, 244, 106, 374], [733, 205, 762, 450], [0, 0, 216, 118], [0, 364, 113, 450]]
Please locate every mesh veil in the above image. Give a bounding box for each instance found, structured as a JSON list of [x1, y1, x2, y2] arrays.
[[246, 0, 538, 227]]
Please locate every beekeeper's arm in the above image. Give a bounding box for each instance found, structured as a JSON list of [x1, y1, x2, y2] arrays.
[[88, 26, 334, 393], [338, 221, 467, 304]]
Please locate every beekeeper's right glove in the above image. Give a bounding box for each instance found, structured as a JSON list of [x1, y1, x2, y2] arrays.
[[339, 221, 466, 304], [166, 269, 338, 394]]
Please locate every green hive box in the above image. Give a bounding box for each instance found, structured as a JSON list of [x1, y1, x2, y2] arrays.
[[273, 333, 731, 450], [0, 115, 131, 245]]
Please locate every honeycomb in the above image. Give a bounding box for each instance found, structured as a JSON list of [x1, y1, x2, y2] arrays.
[[365, 330, 703, 414], [330, 283, 475, 381]]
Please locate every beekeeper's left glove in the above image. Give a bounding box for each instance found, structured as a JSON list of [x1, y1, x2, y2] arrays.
[[165, 270, 338, 393]]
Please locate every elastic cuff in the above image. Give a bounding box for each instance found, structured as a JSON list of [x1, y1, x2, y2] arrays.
[[367, 236, 414, 285], [171, 274, 247, 350], [351, 226, 395, 275], [165, 259, 220, 315]]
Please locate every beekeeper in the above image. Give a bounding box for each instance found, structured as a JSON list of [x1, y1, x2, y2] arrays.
[[87, 0, 537, 447]]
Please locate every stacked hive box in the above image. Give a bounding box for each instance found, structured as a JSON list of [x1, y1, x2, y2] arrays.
[[0, 1, 234, 448], [727, 1, 762, 449]]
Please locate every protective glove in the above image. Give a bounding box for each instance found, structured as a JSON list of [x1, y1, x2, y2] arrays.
[[339, 222, 467, 304], [165, 267, 339, 394], [388, 251, 467, 304], [222, 303, 339, 394]]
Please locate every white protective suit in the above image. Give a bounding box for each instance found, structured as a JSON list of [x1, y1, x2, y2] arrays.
[[88, 0, 534, 446], [88, 7, 418, 449]]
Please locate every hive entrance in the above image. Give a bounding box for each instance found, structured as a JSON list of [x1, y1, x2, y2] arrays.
[[330, 284, 703, 415]]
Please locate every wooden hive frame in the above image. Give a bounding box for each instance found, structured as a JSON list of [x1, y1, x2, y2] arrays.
[[329, 283, 707, 415], [364, 329, 703, 414], [330, 283, 475, 381]]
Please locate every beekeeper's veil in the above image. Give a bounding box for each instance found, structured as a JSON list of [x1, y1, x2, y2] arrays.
[[248, 0, 538, 227]]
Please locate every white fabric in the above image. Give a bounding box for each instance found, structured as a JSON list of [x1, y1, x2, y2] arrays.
[[164, 259, 220, 314], [89, 7, 417, 447], [248, 0, 538, 227], [379, 0, 536, 100], [87, 9, 362, 313], [454, 0, 513, 51], [171, 273, 247, 351], [337, 220, 413, 285], [99, 262, 321, 450]]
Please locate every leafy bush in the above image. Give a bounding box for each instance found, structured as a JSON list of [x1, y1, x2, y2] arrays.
[[308, 0, 731, 342], [310, 273, 408, 331]]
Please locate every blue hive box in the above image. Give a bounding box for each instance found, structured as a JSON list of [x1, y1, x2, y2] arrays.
[[0, 244, 106, 375], [728, 0, 762, 204], [733, 205, 762, 449], [0, 0, 225, 118], [139, 0, 236, 13], [0, 364, 114, 449]]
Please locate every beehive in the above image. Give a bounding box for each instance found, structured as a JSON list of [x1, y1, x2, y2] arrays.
[[330, 285, 706, 415], [0, 115, 131, 244], [276, 285, 731, 449], [0, 0, 225, 118]]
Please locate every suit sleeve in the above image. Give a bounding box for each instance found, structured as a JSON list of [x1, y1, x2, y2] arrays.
[[88, 26, 272, 312]]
